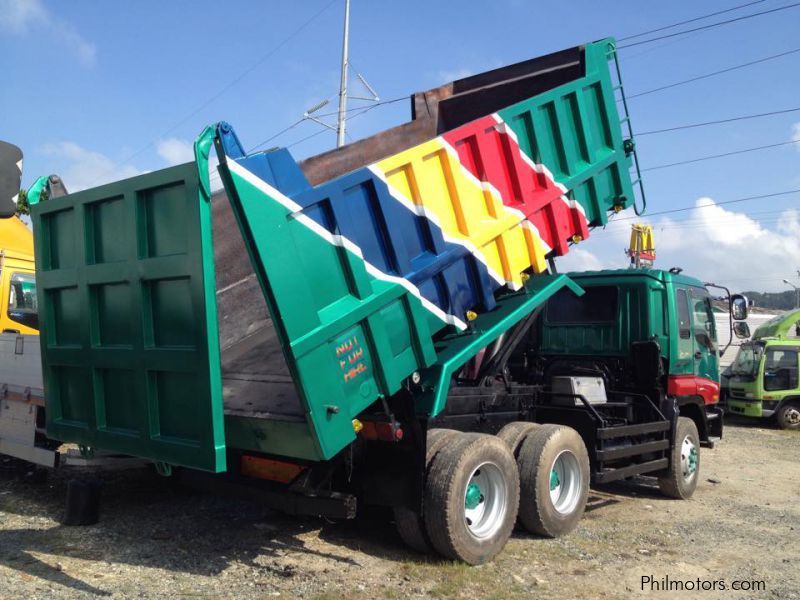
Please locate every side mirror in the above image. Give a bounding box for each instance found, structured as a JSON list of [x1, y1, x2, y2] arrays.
[[731, 294, 748, 321], [733, 321, 750, 339], [0, 140, 23, 218]]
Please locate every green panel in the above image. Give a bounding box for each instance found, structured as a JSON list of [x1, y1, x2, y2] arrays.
[[153, 370, 202, 441], [41, 208, 77, 270], [86, 196, 127, 264], [30, 162, 227, 472], [97, 369, 139, 433], [91, 283, 132, 346], [48, 286, 81, 346], [146, 277, 194, 347], [54, 366, 93, 425], [220, 158, 438, 460], [498, 38, 634, 226], [140, 182, 189, 258]]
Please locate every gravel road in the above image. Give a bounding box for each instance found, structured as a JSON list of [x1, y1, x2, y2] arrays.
[[1, 418, 798, 599]]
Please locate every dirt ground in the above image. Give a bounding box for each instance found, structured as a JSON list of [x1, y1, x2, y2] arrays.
[[0, 418, 798, 600]]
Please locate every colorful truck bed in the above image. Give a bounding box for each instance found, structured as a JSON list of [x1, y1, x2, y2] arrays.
[[29, 38, 640, 471]]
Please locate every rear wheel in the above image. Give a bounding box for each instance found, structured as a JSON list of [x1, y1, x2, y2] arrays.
[[658, 416, 700, 499], [424, 434, 520, 564], [517, 425, 590, 537], [776, 401, 800, 430], [394, 428, 459, 553], [497, 421, 540, 457]]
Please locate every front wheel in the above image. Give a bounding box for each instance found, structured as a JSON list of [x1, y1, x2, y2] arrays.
[[776, 401, 800, 430], [658, 416, 700, 499]]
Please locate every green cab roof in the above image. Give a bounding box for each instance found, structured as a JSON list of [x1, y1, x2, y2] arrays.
[[564, 268, 706, 289], [751, 308, 800, 340]]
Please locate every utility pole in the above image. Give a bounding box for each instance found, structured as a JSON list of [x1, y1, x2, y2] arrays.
[[336, 0, 351, 148]]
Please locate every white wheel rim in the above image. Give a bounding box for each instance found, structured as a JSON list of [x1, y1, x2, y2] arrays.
[[785, 406, 800, 426], [464, 462, 507, 540], [680, 435, 698, 482], [549, 450, 582, 515]]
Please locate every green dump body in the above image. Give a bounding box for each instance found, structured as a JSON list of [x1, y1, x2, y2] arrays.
[[30, 38, 638, 471]]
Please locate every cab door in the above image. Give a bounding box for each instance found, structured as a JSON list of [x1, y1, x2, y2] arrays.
[[672, 287, 694, 374], [689, 287, 720, 383]]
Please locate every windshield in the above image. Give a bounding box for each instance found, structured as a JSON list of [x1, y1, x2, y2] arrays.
[[546, 286, 618, 324], [7, 272, 38, 330], [730, 342, 763, 377]]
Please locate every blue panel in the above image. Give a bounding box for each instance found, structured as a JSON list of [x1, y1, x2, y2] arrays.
[[218, 135, 501, 326]]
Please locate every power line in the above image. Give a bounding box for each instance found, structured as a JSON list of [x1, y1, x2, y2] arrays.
[[627, 47, 800, 99], [87, 0, 338, 186], [653, 206, 792, 223], [642, 138, 800, 172], [286, 101, 388, 149], [618, 0, 768, 42], [311, 95, 406, 119], [612, 189, 800, 221], [247, 96, 408, 153], [618, 2, 800, 49], [637, 106, 800, 136]]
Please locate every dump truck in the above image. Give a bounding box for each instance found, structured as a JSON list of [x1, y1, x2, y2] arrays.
[[23, 38, 745, 564], [725, 309, 800, 429]]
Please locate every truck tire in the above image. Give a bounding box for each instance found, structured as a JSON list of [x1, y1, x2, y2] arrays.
[[394, 428, 460, 553], [776, 401, 800, 430], [497, 421, 540, 457], [517, 425, 590, 538], [658, 416, 700, 499], [424, 433, 520, 564]]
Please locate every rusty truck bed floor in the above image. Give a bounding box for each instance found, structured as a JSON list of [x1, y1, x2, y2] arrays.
[[221, 326, 305, 421]]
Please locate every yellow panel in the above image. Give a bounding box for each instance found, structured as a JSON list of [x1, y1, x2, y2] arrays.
[[376, 139, 549, 290]]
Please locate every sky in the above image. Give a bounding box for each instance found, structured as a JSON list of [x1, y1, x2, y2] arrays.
[[1, 0, 799, 293]]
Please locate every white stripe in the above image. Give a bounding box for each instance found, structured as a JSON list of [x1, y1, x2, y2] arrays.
[[490, 113, 587, 218], [367, 165, 506, 286], [226, 159, 467, 331], [16, 159, 22, 174]]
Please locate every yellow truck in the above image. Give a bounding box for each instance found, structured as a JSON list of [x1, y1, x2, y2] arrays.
[[0, 215, 37, 335]]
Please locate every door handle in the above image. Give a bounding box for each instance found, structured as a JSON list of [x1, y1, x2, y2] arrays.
[[694, 351, 702, 360]]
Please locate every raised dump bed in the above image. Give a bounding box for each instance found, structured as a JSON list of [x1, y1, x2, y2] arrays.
[[29, 38, 638, 473]]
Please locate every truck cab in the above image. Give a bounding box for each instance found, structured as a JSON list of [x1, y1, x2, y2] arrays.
[[0, 216, 38, 335], [523, 268, 724, 445], [726, 309, 800, 429]]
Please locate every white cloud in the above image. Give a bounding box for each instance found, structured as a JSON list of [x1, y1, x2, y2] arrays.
[[0, 0, 96, 66], [557, 247, 606, 273], [157, 138, 194, 166], [156, 137, 223, 191], [41, 142, 142, 192], [0, 0, 46, 32], [577, 198, 800, 293]]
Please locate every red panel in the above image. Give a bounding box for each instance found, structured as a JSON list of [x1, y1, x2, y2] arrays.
[[667, 375, 720, 405], [442, 116, 589, 257]]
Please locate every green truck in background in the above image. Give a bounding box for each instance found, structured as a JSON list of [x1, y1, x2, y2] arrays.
[[725, 309, 800, 430]]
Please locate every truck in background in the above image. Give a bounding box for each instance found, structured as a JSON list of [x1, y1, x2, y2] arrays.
[[725, 309, 800, 429], [22, 38, 748, 564]]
